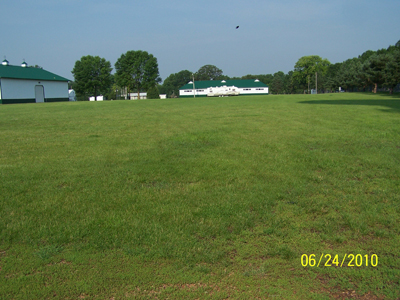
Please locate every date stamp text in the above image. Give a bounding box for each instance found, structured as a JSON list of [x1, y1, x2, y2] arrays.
[[301, 254, 378, 267]]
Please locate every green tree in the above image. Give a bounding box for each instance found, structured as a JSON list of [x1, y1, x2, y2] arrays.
[[362, 53, 390, 93], [157, 83, 167, 96], [105, 74, 117, 100], [284, 71, 295, 94], [337, 58, 362, 92], [384, 50, 400, 94], [162, 70, 192, 98], [270, 71, 286, 94], [386, 45, 399, 54], [241, 74, 259, 80], [324, 63, 342, 92], [71, 55, 113, 101], [115, 50, 161, 100], [195, 65, 223, 81], [147, 86, 160, 99], [293, 55, 331, 93], [259, 74, 274, 86], [241, 74, 273, 86], [358, 50, 376, 63]]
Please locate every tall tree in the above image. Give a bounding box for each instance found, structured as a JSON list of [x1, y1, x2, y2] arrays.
[[71, 55, 113, 101], [362, 53, 390, 93], [324, 62, 342, 92], [293, 55, 331, 93], [195, 65, 223, 81], [337, 58, 362, 92], [270, 71, 286, 94], [146, 86, 160, 99], [384, 50, 400, 94], [115, 50, 161, 100], [285, 71, 297, 94], [162, 70, 192, 98], [104, 74, 117, 100]]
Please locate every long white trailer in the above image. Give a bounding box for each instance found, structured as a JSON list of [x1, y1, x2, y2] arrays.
[[207, 85, 240, 97]]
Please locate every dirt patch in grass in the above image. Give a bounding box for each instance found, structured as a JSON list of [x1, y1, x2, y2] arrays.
[[125, 282, 238, 298], [317, 275, 384, 299]]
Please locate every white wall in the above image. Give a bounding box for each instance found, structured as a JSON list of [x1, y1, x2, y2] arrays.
[[179, 88, 208, 97], [1, 78, 68, 99], [89, 96, 104, 101], [129, 92, 147, 100], [180, 86, 269, 97], [238, 87, 269, 94]]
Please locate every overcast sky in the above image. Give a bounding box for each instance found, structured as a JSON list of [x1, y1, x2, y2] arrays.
[[2, 0, 399, 82]]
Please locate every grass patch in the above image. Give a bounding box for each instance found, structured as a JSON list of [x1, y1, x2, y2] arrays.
[[0, 93, 399, 299]]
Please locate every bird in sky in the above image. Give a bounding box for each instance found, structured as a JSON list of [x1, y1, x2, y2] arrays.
[[236, 26, 239, 29]]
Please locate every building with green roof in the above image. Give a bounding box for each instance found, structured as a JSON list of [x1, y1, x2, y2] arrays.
[[179, 79, 268, 98], [0, 60, 70, 104]]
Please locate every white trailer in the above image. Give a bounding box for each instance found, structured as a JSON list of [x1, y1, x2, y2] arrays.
[[207, 85, 240, 97], [68, 89, 76, 101]]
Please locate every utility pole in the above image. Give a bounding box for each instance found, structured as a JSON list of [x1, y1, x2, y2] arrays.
[[315, 72, 318, 94], [308, 76, 310, 94]]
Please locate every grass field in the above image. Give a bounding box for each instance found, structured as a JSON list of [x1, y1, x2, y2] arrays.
[[0, 93, 399, 299]]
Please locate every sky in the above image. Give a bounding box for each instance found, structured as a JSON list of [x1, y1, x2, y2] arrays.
[[2, 0, 400, 82]]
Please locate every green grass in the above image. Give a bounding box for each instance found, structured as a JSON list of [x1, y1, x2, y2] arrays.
[[0, 93, 399, 299]]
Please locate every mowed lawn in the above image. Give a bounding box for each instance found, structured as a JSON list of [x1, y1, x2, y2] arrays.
[[0, 93, 399, 299]]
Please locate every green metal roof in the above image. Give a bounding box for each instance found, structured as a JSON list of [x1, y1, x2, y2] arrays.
[[180, 79, 268, 90], [0, 64, 70, 81]]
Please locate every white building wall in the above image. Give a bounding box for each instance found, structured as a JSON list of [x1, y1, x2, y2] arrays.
[[89, 96, 104, 101], [180, 86, 268, 97], [179, 89, 208, 97], [1, 78, 68, 100], [42, 81, 68, 99], [238, 87, 268, 94], [129, 92, 147, 99]]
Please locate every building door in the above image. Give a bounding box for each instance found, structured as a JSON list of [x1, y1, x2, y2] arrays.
[[35, 85, 45, 103]]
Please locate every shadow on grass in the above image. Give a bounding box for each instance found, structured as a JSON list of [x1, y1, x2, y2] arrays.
[[298, 97, 400, 113]]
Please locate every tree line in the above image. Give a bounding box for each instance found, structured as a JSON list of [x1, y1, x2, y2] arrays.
[[71, 50, 161, 101], [291, 39, 400, 95], [158, 39, 400, 97], [325, 40, 400, 94], [71, 40, 400, 100]]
